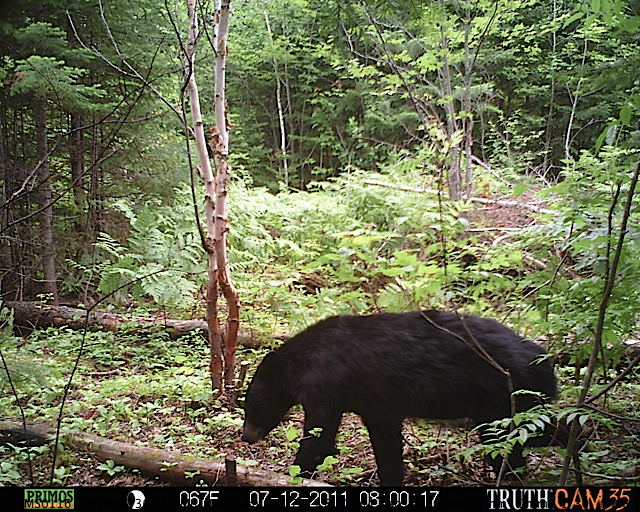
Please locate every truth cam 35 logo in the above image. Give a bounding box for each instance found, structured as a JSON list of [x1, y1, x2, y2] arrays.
[[486, 488, 633, 511]]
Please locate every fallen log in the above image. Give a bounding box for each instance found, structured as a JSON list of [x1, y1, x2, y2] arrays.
[[0, 419, 329, 487], [363, 179, 555, 215], [5, 301, 274, 347]]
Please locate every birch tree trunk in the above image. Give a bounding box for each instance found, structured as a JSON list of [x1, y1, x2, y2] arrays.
[[213, 0, 240, 398], [564, 31, 588, 161], [264, 10, 288, 187], [183, 0, 239, 396]]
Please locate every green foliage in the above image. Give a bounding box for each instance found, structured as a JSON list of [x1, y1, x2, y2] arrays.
[[467, 401, 592, 478], [94, 191, 205, 309], [10, 21, 103, 109], [1, 0, 639, 488], [1, 301, 57, 393], [15, 22, 84, 61], [225, 0, 409, 188], [0, 356, 56, 391], [520, 147, 640, 360], [96, 460, 126, 477], [0, 457, 21, 484], [11, 55, 105, 109]]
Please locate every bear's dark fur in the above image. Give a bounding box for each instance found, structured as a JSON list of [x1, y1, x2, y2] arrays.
[[241, 310, 563, 486]]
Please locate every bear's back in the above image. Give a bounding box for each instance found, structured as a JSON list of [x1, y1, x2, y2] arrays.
[[273, 311, 555, 420]]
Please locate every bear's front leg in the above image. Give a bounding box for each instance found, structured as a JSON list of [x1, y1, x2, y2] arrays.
[[293, 408, 343, 479]]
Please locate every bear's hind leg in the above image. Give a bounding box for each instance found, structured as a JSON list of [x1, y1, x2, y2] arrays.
[[479, 424, 526, 475], [363, 415, 404, 487]]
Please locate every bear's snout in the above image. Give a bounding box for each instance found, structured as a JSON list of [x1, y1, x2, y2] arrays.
[[241, 423, 265, 444]]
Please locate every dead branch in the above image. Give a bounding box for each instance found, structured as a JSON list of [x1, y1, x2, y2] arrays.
[[0, 419, 330, 487], [5, 301, 271, 347], [363, 179, 555, 215]]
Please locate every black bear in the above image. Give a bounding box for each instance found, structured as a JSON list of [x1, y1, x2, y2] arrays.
[[241, 310, 564, 486]]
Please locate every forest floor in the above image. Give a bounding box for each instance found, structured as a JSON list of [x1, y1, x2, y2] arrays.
[[3, 199, 640, 488], [9, 393, 640, 488]]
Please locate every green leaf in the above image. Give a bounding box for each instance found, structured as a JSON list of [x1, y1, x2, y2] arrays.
[[285, 426, 301, 442], [380, 267, 408, 277], [352, 235, 372, 246], [563, 11, 585, 28], [518, 429, 529, 443], [317, 455, 339, 471], [289, 465, 301, 477], [392, 250, 417, 267], [619, 104, 632, 126], [513, 183, 529, 198]]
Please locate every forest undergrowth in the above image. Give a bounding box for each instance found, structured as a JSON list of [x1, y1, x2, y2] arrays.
[[1, 162, 640, 487]]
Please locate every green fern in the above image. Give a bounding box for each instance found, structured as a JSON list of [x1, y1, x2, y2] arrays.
[[0, 358, 54, 390]]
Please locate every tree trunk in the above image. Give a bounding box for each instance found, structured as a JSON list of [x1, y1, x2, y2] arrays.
[[184, 0, 223, 393], [183, 0, 240, 397], [69, 113, 85, 215], [462, 10, 474, 201], [89, 110, 104, 233], [69, 112, 87, 261], [439, 25, 462, 201], [213, 0, 241, 399], [265, 10, 288, 187], [35, 97, 59, 305], [0, 95, 15, 299], [67, 15, 87, 232], [564, 33, 589, 162], [542, 0, 557, 175]]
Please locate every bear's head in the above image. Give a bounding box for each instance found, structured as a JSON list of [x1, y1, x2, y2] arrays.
[[242, 351, 295, 444]]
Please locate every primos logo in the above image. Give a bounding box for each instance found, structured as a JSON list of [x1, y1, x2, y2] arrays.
[[24, 489, 75, 509]]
